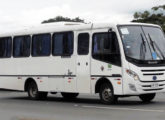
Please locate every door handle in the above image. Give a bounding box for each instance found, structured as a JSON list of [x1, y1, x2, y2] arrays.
[[86, 62, 88, 66], [78, 62, 80, 66]]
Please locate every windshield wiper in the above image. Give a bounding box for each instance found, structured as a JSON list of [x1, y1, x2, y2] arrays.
[[148, 33, 165, 59], [140, 33, 146, 60]]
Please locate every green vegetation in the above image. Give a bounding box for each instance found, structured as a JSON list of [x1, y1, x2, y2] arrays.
[[42, 16, 85, 24], [132, 5, 165, 32]]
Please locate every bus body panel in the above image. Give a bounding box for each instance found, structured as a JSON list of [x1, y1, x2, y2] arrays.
[[76, 31, 91, 93], [0, 22, 164, 98], [122, 62, 165, 95], [90, 28, 123, 95]]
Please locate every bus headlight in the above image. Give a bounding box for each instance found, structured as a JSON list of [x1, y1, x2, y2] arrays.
[[126, 69, 140, 81]]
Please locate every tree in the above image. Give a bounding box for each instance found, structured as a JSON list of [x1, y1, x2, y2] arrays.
[[132, 5, 165, 32], [42, 16, 85, 24], [134, 12, 141, 19]]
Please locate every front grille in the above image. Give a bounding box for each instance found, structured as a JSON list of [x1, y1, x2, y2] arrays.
[[140, 81, 165, 92], [159, 84, 165, 86], [140, 80, 165, 83], [143, 73, 164, 76], [141, 69, 165, 77], [142, 84, 165, 88], [141, 69, 165, 72], [142, 85, 152, 87], [143, 88, 163, 91]]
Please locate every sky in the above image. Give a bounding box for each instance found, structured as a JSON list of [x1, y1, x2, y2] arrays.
[[0, 0, 164, 32]]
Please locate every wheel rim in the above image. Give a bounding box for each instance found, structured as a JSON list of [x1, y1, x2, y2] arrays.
[[29, 85, 37, 98], [102, 87, 112, 102]]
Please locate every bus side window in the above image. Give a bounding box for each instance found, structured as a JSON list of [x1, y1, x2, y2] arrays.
[[0, 37, 12, 58], [78, 33, 89, 55], [13, 35, 31, 57], [52, 32, 74, 56], [32, 33, 51, 57], [92, 32, 121, 66]]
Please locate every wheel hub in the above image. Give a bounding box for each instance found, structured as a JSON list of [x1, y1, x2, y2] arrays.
[[30, 86, 37, 97], [102, 88, 112, 101]]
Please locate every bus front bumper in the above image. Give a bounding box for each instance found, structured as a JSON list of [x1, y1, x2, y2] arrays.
[[124, 80, 165, 95]]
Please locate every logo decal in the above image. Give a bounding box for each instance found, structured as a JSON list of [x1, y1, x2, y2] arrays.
[[101, 66, 104, 71], [153, 76, 157, 81], [108, 64, 112, 68]]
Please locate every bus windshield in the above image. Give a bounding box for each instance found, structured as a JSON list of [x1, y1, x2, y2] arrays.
[[118, 25, 165, 63]]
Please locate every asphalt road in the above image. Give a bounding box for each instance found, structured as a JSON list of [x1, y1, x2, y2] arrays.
[[0, 91, 165, 120]]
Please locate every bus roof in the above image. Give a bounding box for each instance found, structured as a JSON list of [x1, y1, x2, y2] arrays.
[[0, 22, 160, 37]]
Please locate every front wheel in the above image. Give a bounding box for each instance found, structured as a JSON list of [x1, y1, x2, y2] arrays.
[[99, 83, 117, 104], [27, 81, 48, 100], [139, 93, 156, 103]]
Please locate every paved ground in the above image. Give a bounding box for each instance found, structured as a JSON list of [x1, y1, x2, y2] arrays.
[[0, 91, 165, 120]]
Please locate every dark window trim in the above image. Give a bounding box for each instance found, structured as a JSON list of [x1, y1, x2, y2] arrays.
[[0, 37, 12, 58], [52, 31, 74, 56], [13, 35, 31, 58], [92, 32, 111, 53], [92, 32, 112, 55], [92, 32, 121, 66], [77, 33, 90, 55], [32, 33, 51, 57]]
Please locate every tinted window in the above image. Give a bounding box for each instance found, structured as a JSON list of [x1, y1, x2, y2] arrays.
[[119, 26, 152, 61], [52, 32, 73, 56], [92, 32, 121, 66], [78, 33, 89, 55], [13, 35, 31, 57], [0, 37, 12, 58], [32, 34, 51, 56]]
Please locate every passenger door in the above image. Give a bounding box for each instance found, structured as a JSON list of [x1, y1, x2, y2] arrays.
[[76, 32, 91, 93]]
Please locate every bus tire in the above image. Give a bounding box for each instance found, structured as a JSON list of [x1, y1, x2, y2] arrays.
[[27, 81, 48, 100], [139, 93, 156, 103], [99, 83, 117, 104], [61, 93, 79, 99]]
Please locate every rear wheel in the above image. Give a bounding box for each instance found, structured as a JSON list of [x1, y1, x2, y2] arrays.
[[99, 83, 117, 104], [139, 93, 156, 103], [61, 93, 79, 99], [27, 81, 48, 100]]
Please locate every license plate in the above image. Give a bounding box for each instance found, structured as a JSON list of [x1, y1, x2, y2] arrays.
[[151, 83, 159, 88]]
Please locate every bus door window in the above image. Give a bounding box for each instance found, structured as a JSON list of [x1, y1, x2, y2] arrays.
[[78, 33, 89, 55], [92, 32, 121, 66]]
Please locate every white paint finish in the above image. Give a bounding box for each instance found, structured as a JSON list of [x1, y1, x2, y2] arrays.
[[91, 28, 122, 76], [76, 31, 91, 93], [64, 77, 77, 92], [90, 28, 123, 95], [0, 56, 76, 75], [49, 77, 64, 92], [0, 22, 164, 97], [91, 77, 123, 95], [0, 22, 159, 37], [91, 59, 122, 76], [0, 77, 22, 90], [0, 76, 27, 91], [91, 80, 97, 94], [129, 63, 165, 81]]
